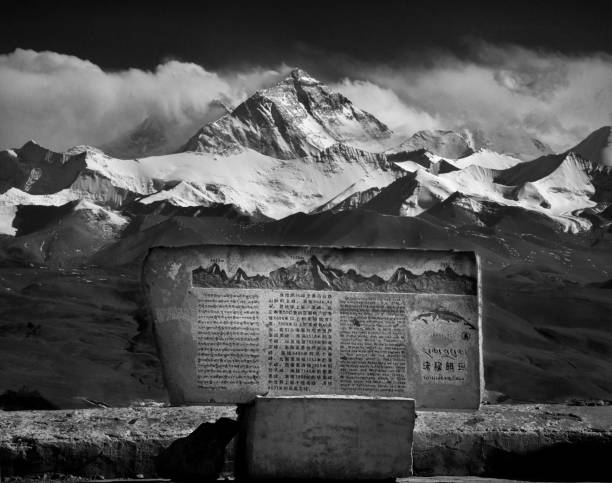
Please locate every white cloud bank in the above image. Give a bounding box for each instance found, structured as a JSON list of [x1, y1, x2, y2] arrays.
[[0, 45, 611, 152], [0, 49, 288, 151], [332, 44, 612, 151]]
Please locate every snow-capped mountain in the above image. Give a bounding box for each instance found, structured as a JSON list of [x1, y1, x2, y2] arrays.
[[370, 150, 611, 233], [0, 136, 400, 236], [0, 142, 153, 236], [1, 78, 610, 241], [181, 68, 394, 158], [1, 68, 610, 243], [306, 128, 612, 234]]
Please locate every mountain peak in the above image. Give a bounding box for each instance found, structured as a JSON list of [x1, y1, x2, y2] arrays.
[[308, 254, 324, 268], [181, 69, 392, 159], [288, 68, 319, 85]]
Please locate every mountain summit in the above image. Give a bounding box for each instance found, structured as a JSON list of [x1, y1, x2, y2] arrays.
[[181, 68, 393, 159]]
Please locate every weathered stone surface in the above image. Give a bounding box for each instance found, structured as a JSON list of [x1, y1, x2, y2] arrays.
[[142, 244, 482, 409], [236, 395, 415, 480], [0, 405, 611, 480], [0, 406, 235, 478], [414, 405, 612, 481], [155, 417, 237, 482]]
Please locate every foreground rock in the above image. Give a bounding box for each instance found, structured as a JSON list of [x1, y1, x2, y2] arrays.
[[0, 404, 611, 480]]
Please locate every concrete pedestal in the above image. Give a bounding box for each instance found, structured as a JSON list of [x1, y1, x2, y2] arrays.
[[236, 395, 415, 480]]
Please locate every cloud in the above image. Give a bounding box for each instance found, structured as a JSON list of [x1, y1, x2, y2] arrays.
[[0, 45, 611, 153], [335, 79, 442, 141], [330, 44, 612, 151], [0, 49, 289, 150]]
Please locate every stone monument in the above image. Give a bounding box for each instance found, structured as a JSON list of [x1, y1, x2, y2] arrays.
[[142, 244, 482, 410]]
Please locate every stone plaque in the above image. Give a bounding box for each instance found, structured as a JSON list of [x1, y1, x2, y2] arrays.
[[142, 245, 482, 409]]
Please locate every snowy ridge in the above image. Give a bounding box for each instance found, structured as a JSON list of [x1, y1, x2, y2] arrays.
[[135, 148, 397, 219], [69, 146, 156, 195], [321, 148, 611, 233], [137, 181, 222, 208], [0, 137, 399, 222], [451, 149, 524, 170]]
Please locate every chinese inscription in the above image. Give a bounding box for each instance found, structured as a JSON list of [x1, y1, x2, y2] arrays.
[[265, 291, 334, 392]]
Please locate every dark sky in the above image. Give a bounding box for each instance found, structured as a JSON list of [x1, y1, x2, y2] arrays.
[[2, 0, 611, 71]]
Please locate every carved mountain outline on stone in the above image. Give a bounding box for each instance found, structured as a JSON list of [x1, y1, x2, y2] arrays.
[[192, 255, 476, 294]]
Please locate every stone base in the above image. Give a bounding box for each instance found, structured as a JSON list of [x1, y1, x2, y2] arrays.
[[236, 395, 415, 480]]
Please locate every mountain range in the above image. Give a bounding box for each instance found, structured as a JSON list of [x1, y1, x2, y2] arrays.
[[192, 255, 476, 294], [0, 68, 611, 408]]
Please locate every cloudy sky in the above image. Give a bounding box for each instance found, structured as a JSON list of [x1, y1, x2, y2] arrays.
[[1, 1, 611, 152]]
